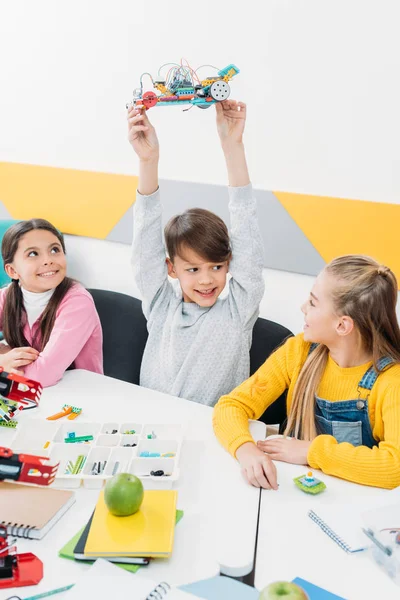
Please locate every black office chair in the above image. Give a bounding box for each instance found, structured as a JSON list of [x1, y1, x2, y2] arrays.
[[250, 317, 293, 428], [87, 289, 148, 385]]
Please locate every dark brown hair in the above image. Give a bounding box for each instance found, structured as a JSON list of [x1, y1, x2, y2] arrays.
[[164, 208, 231, 263], [1, 218, 75, 351]]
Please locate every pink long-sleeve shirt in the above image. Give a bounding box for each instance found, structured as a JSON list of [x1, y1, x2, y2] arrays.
[[0, 284, 103, 387]]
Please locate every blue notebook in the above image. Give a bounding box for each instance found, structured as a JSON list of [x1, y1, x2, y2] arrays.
[[292, 578, 347, 600], [179, 576, 346, 600], [179, 576, 258, 599]]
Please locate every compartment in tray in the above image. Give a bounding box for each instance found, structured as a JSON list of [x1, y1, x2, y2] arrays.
[[96, 433, 121, 447], [128, 457, 176, 478], [119, 434, 139, 448], [101, 422, 120, 434], [119, 422, 142, 435], [82, 447, 111, 488], [53, 422, 101, 443], [141, 424, 182, 440], [11, 420, 59, 454], [49, 443, 91, 488], [136, 439, 179, 458], [104, 447, 136, 477]]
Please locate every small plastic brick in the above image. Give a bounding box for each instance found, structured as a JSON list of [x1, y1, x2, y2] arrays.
[[293, 471, 326, 495], [47, 404, 82, 421], [112, 461, 120, 476], [150, 470, 165, 477], [64, 435, 94, 443], [161, 452, 176, 457], [65, 460, 74, 475], [67, 432, 76, 439], [147, 430, 157, 439], [140, 451, 161, 457], [64, 404, 82, 420], [123, 442, 137, 447], [91, 460, 107, 476], [123, 429, 136, 434], [71, 455, 86, 475], [0, 419, 17, 428]]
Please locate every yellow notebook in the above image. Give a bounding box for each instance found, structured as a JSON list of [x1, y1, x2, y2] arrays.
[[84, 489, 178, 558]]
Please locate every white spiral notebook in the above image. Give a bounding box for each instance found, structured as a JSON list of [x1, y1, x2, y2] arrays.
[[308, 506, 369, 553], [66, 559, 201, 599], [309, 488, 400, 555]]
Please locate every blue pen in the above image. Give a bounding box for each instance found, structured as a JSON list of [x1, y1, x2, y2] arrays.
[[7, 583, 75, 600]]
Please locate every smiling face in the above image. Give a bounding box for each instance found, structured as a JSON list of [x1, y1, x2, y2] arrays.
[[5, 229, 67, 293], [167, 245, 229, 307], [301, 270, 345, 345]]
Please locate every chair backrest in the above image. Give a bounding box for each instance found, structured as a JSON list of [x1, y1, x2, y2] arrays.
[[0, 219, 20, 287], [250, 317, 293, 427], [87, 289, 148, 385]]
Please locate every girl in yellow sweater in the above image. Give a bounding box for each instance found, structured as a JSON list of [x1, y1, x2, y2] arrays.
[[213, 255, 400, 490]]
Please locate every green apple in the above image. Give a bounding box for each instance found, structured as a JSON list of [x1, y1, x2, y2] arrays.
[[104, 473, 144, 516], [259, 581, 309, 600]]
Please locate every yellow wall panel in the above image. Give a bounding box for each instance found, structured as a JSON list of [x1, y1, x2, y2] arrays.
[[0, 162, 137, 239], [275, 192, 400, 285]]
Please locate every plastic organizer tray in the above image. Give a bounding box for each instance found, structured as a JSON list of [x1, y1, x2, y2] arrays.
[[10, 420, 182, 490]]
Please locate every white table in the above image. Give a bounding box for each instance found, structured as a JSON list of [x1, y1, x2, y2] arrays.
[[255, 461, 399, 599], [0, 370, 265, 599]]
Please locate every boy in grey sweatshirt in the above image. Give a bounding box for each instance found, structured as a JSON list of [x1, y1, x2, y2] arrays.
[[128, 100, 264, 406]]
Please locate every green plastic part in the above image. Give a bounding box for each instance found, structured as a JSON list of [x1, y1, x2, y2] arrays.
[[293, 474, 326, 494], [0, 418, 17, 428], [64, 435, 94, 443]]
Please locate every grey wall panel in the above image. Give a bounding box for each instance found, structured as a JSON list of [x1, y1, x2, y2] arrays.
[[105, 179, 325, 275], [255, 189, 325, 276], [106, 204, 133, 244]]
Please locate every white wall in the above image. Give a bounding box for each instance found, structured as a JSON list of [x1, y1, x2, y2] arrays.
[[1, 0, 400, 204]]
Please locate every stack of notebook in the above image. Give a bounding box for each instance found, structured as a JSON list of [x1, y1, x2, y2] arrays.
[[62, 489, 178, 565], [0, 482, 75, 539]]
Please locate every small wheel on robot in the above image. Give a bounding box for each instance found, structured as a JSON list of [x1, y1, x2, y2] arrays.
[[142, 91, 158, 109], [210, 80, 230, 101], [196, 103, 212, 109]]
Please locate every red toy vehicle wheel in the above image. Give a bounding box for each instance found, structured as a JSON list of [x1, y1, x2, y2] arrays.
[[142, 91, 158, 109], [0, 447, 13, 458]]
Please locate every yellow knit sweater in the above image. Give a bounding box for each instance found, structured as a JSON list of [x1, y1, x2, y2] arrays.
[[213, 333, 400, 489]]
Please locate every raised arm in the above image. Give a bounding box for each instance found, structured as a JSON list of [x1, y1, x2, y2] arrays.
[[216, 101, 265, 326], [128, 107, 171, 318]]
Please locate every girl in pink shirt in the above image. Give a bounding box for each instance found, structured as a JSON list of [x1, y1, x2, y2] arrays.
[[0, 218, 103, 387]]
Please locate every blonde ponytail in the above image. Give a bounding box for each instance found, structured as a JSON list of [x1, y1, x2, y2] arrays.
[[284, 344, 328, 440]]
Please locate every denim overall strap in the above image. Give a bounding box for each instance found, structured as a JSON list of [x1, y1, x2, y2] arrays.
[[357, 356, 394, 393], [310, 345, 393, 448], [308, 344, 393, 394]]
